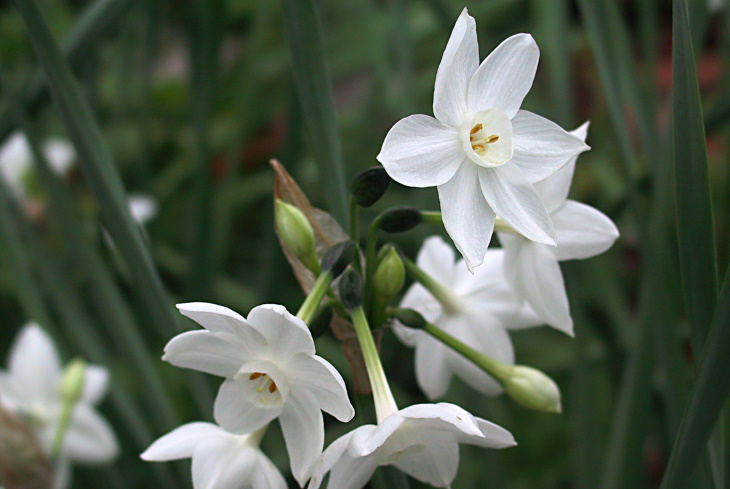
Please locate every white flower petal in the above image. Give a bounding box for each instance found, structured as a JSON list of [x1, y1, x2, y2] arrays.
[[286, 354, 354, 422], [433, 8, 479, 127], [451, 417, 517, 449], [0, 132, 32, 197], [246, 304, 315, 358], [438, 160, 496, 271], [467, 34, 539, 119], [163, 330, 243, 378], [42, 138, 76, 176], [280, 388, 324, 485], [479, 163, 556, 245], [510, 111, 589, 183], [349, 416, 405, 457], [393, 435, 459, 488], [192, 437, 256, 489], [8, 324, 62, 405], [252, 450, 288, 489], [214, 378, 283, 435], [323, 451, 377, 489], [63, 404, 119, 463], [415, 236, 457, 285], [397, 283, 442, 329], [127, 194, 158, 225], [503, 240, 573, 335], [377, 115, 463, 188], [176, 303, 262, 342], [397, 403, 483, 437], [141, 422, 225, 461], [81, 365, 109, 405], [552, 201, 619, 261], [308, 430, 358, 489], [414, 336, 451, 400]]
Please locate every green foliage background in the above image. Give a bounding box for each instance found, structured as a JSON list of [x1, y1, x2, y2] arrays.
[[0, 0, 729, 488]]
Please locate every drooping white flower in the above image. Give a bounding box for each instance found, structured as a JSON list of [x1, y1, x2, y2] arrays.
[[308, 402, 515, 489], [395, 236, 541, 399], [0, 324, 118, 489], [498, 123, 619, 335], [376, 9, 588, 271], [141, 422, 286, 489], [165, 303, 355, 485], [0, 132, 75, 199]]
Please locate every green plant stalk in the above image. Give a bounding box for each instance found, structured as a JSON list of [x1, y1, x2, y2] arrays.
[[402, 257, 462, 315], [349, 195, 360, 243], [350, 306, 398, 423], [363, 215, 382, 311], [297, 271, 334, 325], [13, 0, 183, 341]]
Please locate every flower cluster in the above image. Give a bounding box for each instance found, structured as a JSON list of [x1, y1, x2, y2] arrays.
[[141, 7, 618, 489]]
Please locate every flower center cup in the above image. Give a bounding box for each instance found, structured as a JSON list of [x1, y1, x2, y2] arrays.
[[460, 108, 513, 168], [236, 366, 286, 409]]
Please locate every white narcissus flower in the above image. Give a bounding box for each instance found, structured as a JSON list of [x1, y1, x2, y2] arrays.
[[0, 132, 75, 199], [498, 123, 619, 335], [142, 422, 286, 489], [0, 324, 118, 489], [395, 236, 541, 399], [377, 8, 588, 271], [308, 402, 515, 489], [165, 303, 355, 485]]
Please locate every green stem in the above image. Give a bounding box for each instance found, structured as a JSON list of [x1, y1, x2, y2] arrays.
[[403, 258, 463, 315], [364, 216, 382, 311], [349, 195, 359, 243], [420, 211, 442, 225], [296, 271, 333, 324], [351, 306, 398, 422]]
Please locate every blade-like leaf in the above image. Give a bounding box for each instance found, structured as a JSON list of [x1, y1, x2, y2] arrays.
[[280, 0, 348, 223]]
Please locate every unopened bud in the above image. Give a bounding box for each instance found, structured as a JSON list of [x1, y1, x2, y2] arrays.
[[390, 308, 426, 329], [351, 167, 391, 207], [373, 247, 405, 300], [321, 240, 358, 278], [275, 200, 319, 274], [60, 358, 86, 406], [339, 269, 363, 310], [503, 365, 562, 414], [378, 206, 422, 233]]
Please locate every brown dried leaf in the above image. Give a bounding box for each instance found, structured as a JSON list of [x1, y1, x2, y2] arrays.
[[0, 405, 53, 489]]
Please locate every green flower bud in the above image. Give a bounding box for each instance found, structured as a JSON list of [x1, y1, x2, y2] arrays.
[[60, 358, 87, 406], [351, 167, 391, 207], [321, 240, 358, 278], [275, 199, 319, 274], [378, 206, 422, 234], [389, 308, 426, 329], [339, 269, 363, 310], [503, 365, 562, 414], [373, 247, 405, 301]]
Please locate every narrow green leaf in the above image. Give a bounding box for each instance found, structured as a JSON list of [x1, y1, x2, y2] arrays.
[[672, 0, 718, 357], [12, 0, 182, 340], [660, 262, 730, 489], [0, 0, 132, 144], [280, 0, 348, 224]]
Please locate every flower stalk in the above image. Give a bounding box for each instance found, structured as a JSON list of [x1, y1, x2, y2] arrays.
[[403, 257, 463, 315], [296, 271, 333, 325]]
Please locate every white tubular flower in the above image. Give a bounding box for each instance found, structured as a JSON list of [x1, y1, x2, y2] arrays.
[[308, 402, 515, 489], [498, 123, 619, 335], [376, 9, 588, 271], [141, 423, 286, 489], [0, 324, 118, 489], [0, 132, 75, 199], [395, 236, 541, 399], [165, 303, 355, 485]]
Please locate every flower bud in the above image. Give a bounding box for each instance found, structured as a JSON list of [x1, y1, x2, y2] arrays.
[[339, 269, 363, 310], [60, 358, 87, 406], [351, 167, 391, 207], [503, 365, 562, 414], [321, 240, 358, 278], [275, 199, 319, 274], [373, 246, 405, 301], [390, 308, 426, 329], [378, 206, 422, 233]]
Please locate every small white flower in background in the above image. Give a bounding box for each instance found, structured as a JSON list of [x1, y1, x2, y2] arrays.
[[395, 236, 541, 399], [165, 303, 355, 485], [127, 193, 158, 225], [142, 422, 286, 489], [308, 402, 515, 489], [498, 123, 619, 335], [0, 132, 75, 199], [377, 8, 588, 271], [0, 324, 118, 489]]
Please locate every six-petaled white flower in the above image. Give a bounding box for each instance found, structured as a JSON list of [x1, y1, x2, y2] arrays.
[[0, 324, 118, 489], [142, 422, 286, 489], [498, 123, 619, 335], [377, 8, 589, 271], [165, 303, 355, 485], [0, 132, 75, 199], [308, 402, 516, 489], [395, 236, 541, 399]]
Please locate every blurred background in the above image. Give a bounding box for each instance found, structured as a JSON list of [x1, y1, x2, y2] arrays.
[[0, 0, 729, 488]]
